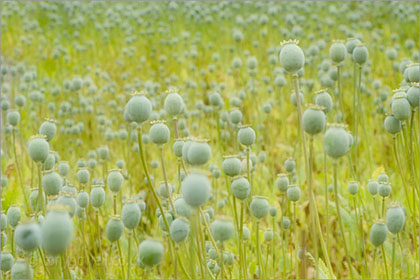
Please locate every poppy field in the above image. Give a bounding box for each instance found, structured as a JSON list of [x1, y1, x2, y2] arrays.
[[0, 1, 419, 279]]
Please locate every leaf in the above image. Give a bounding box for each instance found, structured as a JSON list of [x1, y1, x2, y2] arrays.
[[318, 258, 336, 279]]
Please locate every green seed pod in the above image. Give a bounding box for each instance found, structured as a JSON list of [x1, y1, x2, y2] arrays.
[[237, 126, 256, 146], [275, 174, 289, 192], [302, 105, 326, 135], [107, 169, 124, 193], [58, 162, 70, 176], [230, 176, 250, 200], [11, 260, 33, 279], [269, 206, 277, 217], [43, 153, 55, 170], [158, 212, 173, 231], [386, 205, 405, 235], [39, 120, 57, 142], [126, 94, 152, 124], [90, 186, 105, 208], [367, 180, 379, 196], [287, 185, 301, 202], [15, 95, 26, 107], [0, 252, 13, 272], [149, 122, 170, 145], [385, 48, 398, 60], [173, 140, 184, 158], [323, 125, 350, 159], [264, 229, 274, 242], [279, 42, 305, 73], [28, 136, 50, 163], [407, 84, 419, 107], [392, 95, 411, 121], [222, 157, 242, 177], [282, 217, 291, 230], [158, 182, 174, 199], [106, 216, 123, 242], [315, 91, 333, 113], [1, 232, 7, 247], [182, 140, 192, 164], [181, 172, 211, 208], [187, 141, 211, 166], [137, 200, 146, 212], [384, 115, 402, 134], [250, 196, 269, 219], [222, 251, 234, 266], [242, 225, 250, 241], [377, 173, 389, 183], [407, 64, 419, 83], [57, 194, 77, 217], [352, 45, 368, 65], [229, 109, 242, 125], [42, 170, 63, 196], [378, 183, 391, 197], [122, 201, 141, 230], [41, 207, 74, 256], [210, 218, 234, 242], [98, 146, 110, 160], [347, 181, 359, 195], [173, 197, 193, 219], [7, 205, 21, 228], [329, 41, 347, 63], [77, 191, 89, 208], [14, 222, 41, 252], [29, 189, 43, 211], [345, 38, 361, 54], [77, 168, 90, 184], [1, 213, 7, 231], [369, 221, 387, 247], [284, 158, 296, 172], [164, 91, 184, 116], [7, 111, 20, 126], [246, 56, 258, 70], [290, 91, 304, 107], [169, 217, 190, 243], [137, 239, 164, 267], [1, 176, 7, 187]]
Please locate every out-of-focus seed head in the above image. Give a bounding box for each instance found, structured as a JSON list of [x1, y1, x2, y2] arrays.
[[28, 136, 50, 163], [14, 222, 41, 252], [279, 40, 305, 73], [250, 196, 269, 219], [137, 239, 164, 267], [386, 204, 405, 235]]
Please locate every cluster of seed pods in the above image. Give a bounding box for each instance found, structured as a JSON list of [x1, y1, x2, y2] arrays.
[[0, 1, 419, 280]]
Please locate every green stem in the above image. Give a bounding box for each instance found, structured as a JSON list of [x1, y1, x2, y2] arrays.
[[392, 235, 396, 279], [113, 194, 117, 215], [337, 64, 345, 119], [256, 220, 263, 279], [308, 136, 319, 277], [246, 147, 251, 194], [37, 163, 46, 216], [136, 127, 170, 232], [238, 201, 244, 279], [333, 162, 353, 278], [12, 129, 30, 214], [127, 231, 132, 279], [323, 149, 329, 253], [160, 146, 176, 215], [392, 136, 414, 216], [381, 244, 389, 279], [198, 207, 227, 277], [38, 247, 51, 278], [117, 240, 126, 278]]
